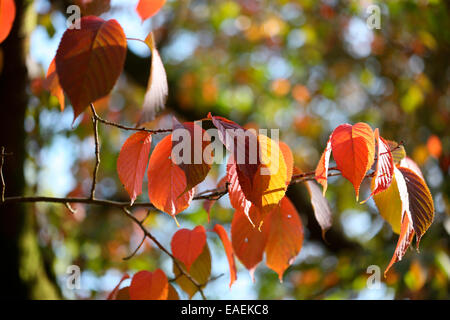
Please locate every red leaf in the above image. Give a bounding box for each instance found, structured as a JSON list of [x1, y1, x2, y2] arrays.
[[129, 269, 168, 300], [265, 197, 303, 281], [55, 16, 127, 120], [117, 132, 152, 204], [0, 0, 15, 44], [44, 57, 65, 111], [171, 226, 207, 271], [361, 128, 394, 203], [384, 213, 414, 277], [136, 0, 166, 21], [227, 155, 253, 225], [107, 273, 129, 300], [208, 113, 259, 182], [231, 205, 269, 278], [315, 138, 332, 195], [172, 119, 212, 193], [213, 224, 237, 288], [147, 134, 195, 217], [330, 123, 375, 200]]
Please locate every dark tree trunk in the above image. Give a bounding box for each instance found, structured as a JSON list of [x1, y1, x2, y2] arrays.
[[0, 0, 59, 299]]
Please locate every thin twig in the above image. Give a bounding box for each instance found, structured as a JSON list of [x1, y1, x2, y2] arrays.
[[90, 104, 101, 200], [64, 202, 77, 214], [123, 234, 147, 261], [122, 208, 207, 300]]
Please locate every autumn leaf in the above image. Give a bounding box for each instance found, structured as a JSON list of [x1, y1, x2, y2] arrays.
[[304, 180, 332, 238], [129, 269, 169, 300], [373, 172, 403, 234], [0, 0, 15, 44], [227, 155, 253, 225], [106, 273, 129, 300], [117, 132, 152, 204], [171, 225, 207, 271], [44, 58, 65, 111], [213, 224, 237, 288], [265, 197, 303, 282], [231, 205, 269, 278], [173, 244, 211, 299], [251, 134, 288, 215], [55, 16, 127, 120], [397, 167, 434, 245], [278, 141, 293, 185], [400, 157, 424, 180], [147, 134, 195, 218], [172, 119, 212, 193], [167, 284, 179, 300], [139, 32, 168, 123], [361, 128, 394, 203], [136, 0, 166, 22], [384, 213, 415, 277], [208, 113, 259, 182], [315, 138, 332, 196], [386, 140, 406, 164], [331, 123, 375, 200]]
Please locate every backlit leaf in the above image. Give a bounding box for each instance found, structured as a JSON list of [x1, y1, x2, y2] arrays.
[[172, 119, 212, 193], [0, 0, 15, 44], [55, 16, 127, 120], [117, 132, 152, 204], [384, 213, 415, 276], [106, 273, 129, 300], [74, 0, 111, 16], [278, 141, 293, 185], [373, 172, 403, 234], [173, 244, 211, 299], [386, 140, 406, 164], [331, 123, 375, 200], [213, 224, 237, 288], [231, 205, 269, 278], [397, 167, 434, 246], [129, 269, 168, 300], [227, 155, 253, 225], [171, 225, 207, 271], [265, 197, 303, 281], [167, 284, 179, 300], [44, 57, 65, 111], [140, 32, 168, 123], [136, 0, 166, 22], [305, 180, 332, 238], [315, 138, 332, 195], [147, 134, 194, 217], [361, 128, 394, 202], [400, 157, 424, 180]]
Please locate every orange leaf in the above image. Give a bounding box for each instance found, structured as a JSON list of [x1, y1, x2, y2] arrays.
[[44, 58, 65, 111], [331, 123, 375, 200], [278, 141, 293, 185], [136, 0, 166, 22], [231, 205, 269, 278], [171, 225, 206, 271], [265, 197, 303, 281], [106, 273, 129, 300], [213, 224, 237, 288], [129, 269, 168, 300], [117, 132, 152, 204], [361, 128, 394, 203], [203, 175, 227, 220], [55, 16, 127, 120], [315, 138, 331, 195], [0, 0, 15, 44], [147, 134, 194, 217]]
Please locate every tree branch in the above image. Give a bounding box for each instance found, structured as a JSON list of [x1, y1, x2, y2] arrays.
[[89, 104, 101, 200]]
